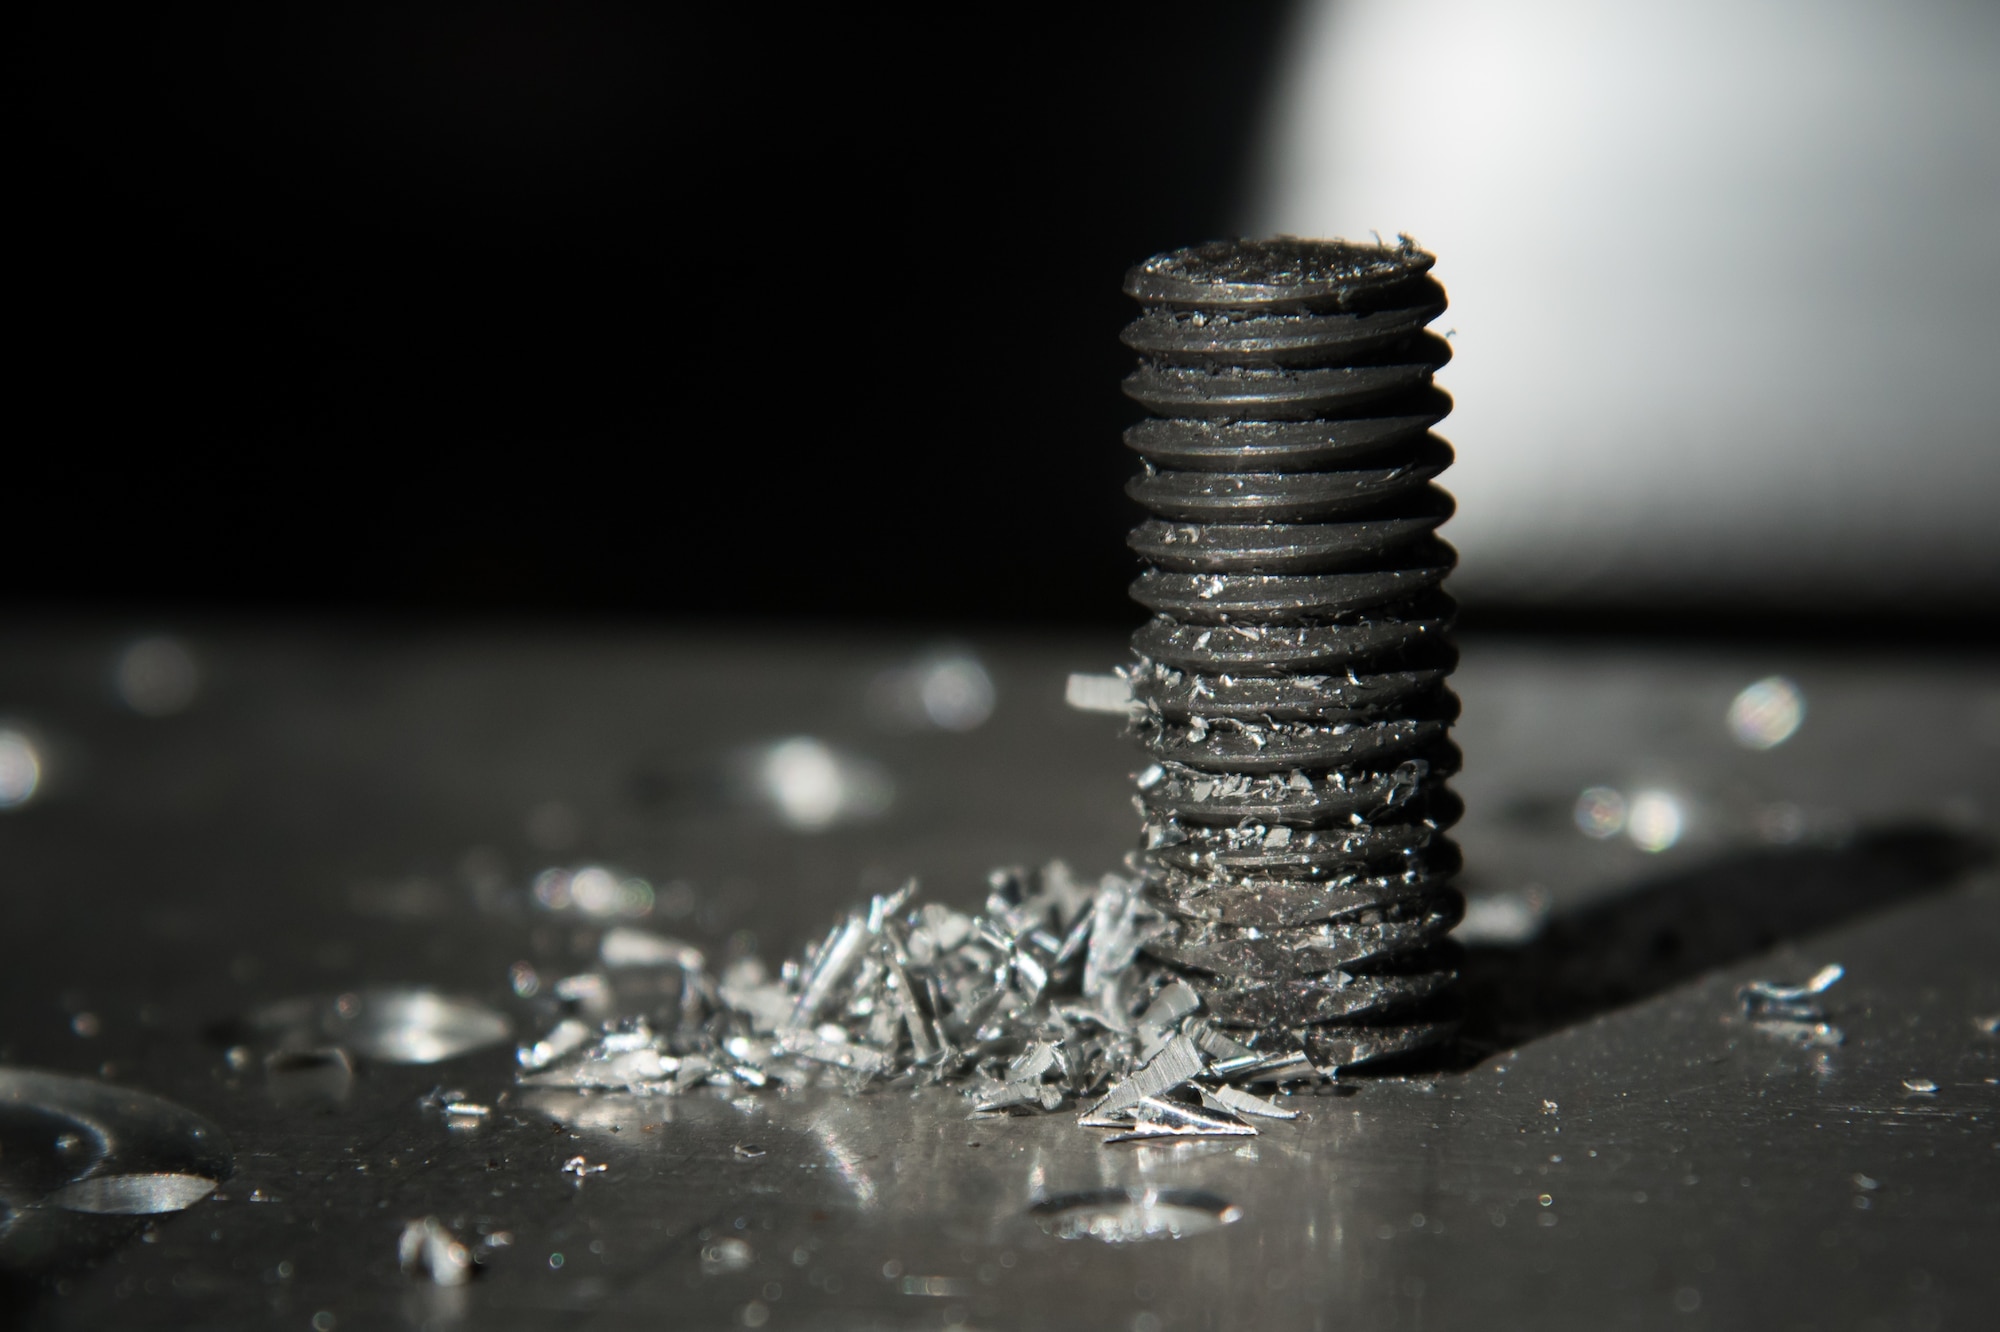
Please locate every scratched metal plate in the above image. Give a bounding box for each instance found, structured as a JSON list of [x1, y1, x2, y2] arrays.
[[0, 625, 1994, 1329]]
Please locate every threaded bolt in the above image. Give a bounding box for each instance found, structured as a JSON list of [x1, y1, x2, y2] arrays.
[[1120, 236, 1464, 1070]]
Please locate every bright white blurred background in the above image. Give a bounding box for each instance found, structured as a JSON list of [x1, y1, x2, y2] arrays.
[[1250, 0, 2000, 611]]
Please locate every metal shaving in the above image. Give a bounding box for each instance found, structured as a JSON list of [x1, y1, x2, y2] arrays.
[[510, 862, 1328, 1141], [398, 1216, 475, 1286], [1738, 963, 1843, 1020], [1739, 963, 1846, 1047]]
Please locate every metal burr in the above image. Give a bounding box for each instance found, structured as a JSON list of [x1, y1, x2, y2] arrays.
[[1121, 236, 1464, 1069]]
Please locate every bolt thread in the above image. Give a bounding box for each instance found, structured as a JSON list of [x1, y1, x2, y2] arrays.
[[1121, 236, 1463, 1069]]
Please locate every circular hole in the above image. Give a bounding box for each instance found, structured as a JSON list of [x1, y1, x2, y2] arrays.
[[1028, 1188, 1242, 1243]]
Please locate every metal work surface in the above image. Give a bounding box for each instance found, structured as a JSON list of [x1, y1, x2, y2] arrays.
[[1, 624, 1996, 1329]]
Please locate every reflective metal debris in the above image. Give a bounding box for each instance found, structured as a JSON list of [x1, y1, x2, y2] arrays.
[[510, 863, 1328, 1141], [398, 1216, 476, 1286], [443, 1102, 490, 1128], [1740, 964, 1846, 1047], [1085, 1034, 1204, 1122], [1753, 1020, 1845, 1048], [1065, 672, 1137, 716], [417, 1086, 490, 1129], [1197, 1083, 1300, 1121], [518, 1017, 595, 1072], [1739, 964, 1844, 1021], [1096, 1098, 1258, 1143], [1902, 1077, 1938, 1094], [1029, 1187, 1243, 1242]]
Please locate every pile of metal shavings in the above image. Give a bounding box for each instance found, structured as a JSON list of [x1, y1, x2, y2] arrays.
[[513, 862, 1333, 1142]]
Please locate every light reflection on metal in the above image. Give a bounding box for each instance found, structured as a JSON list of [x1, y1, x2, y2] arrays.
[[533, 865, 655, 919], [336, 989, 512, 1064], [868, 647, 996, 732], [398, 1216, 476, 1286], [1624, 789, 1685, 853], [812, 1116, 879, 1208], [1573, 786, 1626, 839], [599, 926, 705, 971], [508, 863, 1339, 1145], [1198, 1083, 1299, 1121], [1099, 1099, 1258, 1143], [1740, 963, 1846, 1048], [518, 1017, 594, 1071], [1728, 676, 1806, 750], [1029, 1187, 1242, 1243], [251, 988, 511, 1066], [1739, 964, 1843, 1021], [48, 1172, 217, 1215], [112, 635, 200, 717], [417, 1085, 491, 1129], [560, 1154, 608, 1179], [1452, 889, 1550, 944], [0, 728, 43, 809], [701, 1236, 754, 1275], [518, 1088, 669, 1135], [739, 737, 895, 832]]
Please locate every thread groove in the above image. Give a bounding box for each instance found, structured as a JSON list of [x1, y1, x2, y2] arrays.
[[1124, 236, 1463, 1066]]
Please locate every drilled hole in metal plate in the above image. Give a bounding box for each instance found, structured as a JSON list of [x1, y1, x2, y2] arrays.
[[0, 1070, 232, 1277], [1029, 1188, 1243, 1243]]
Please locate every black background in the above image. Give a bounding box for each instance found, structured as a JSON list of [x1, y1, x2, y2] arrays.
[[8, 2, 1298, 625]]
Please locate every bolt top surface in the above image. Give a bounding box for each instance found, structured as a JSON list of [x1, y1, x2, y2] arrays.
[[1124, 236, 1434, 310]]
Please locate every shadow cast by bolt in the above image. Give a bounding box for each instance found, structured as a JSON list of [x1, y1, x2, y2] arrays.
[[1427, 824, 1989, 1070]]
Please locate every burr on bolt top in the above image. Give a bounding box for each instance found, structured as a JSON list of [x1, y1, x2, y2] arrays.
[[1122, 235, 1465, 1071]]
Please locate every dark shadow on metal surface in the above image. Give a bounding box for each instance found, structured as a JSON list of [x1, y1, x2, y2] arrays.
[[1440, 825, 1990, 1068]]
